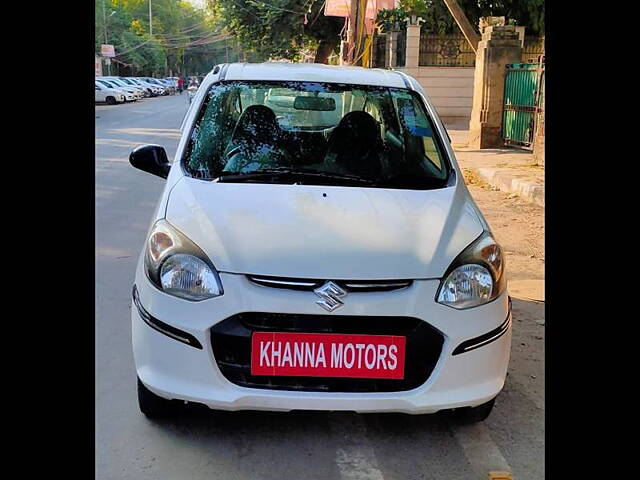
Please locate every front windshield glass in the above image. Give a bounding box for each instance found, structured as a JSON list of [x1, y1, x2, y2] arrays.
[[183, 81, 451, 190]]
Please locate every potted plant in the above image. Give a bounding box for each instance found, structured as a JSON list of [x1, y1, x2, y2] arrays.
[[398, 0, 429, 26], [376, 7, 408, 33]]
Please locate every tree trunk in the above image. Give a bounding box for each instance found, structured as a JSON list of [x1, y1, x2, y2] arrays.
[[314, 38, 339, 64]]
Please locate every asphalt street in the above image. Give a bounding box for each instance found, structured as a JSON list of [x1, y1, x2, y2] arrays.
[[95, 94, 544, 480]]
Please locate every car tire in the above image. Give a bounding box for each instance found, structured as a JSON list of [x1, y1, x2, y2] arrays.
[[106, 96, 116, 105], [450, 397, 496, 424], [137, 377, 178, 418]]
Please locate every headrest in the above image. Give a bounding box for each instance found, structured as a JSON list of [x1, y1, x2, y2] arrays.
[[326, 111, 381, 158]]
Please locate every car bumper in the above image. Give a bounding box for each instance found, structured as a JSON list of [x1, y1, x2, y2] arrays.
[[132, 266, 511, 414]]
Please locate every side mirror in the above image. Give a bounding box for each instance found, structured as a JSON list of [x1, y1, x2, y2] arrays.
[[129, 144, 171, 179]]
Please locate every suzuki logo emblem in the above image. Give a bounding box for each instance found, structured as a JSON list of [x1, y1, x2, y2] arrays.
[[314, 281, 347, 312]]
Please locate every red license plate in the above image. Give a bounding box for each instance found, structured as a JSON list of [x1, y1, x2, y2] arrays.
[[251, 332, 406, 379]]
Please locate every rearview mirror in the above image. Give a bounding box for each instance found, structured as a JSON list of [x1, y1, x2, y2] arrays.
[[293, 96, 336, 111], [129, 144, 171, 179]]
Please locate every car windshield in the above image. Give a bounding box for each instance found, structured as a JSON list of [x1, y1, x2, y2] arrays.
[[183, 81, 451, 190], [98, 80, 114, 88]]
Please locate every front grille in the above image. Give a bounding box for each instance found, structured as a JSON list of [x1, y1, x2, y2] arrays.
[[247, 275, 413, 292], [210, 312, 444, 393]]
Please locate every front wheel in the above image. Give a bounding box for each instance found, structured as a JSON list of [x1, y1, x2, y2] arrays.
[[137, 378, 178, 418], [105, 96, 116, 105], [450, 397, 496, 424]]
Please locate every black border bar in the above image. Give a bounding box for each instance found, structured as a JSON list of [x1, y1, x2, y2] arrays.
[[132, 285, 203, 350], [452, 303, 512, 356]]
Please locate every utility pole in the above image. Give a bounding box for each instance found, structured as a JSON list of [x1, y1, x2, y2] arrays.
[[345, 0, 369, 65], [149, 0, 153, 37], [102, 0, 111, 75], [441, 0, 479, 52]]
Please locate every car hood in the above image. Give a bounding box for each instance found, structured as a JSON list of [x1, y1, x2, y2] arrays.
[[164, 178, 484, 279]]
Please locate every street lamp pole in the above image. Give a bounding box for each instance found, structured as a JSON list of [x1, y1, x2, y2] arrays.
[[149, 0, 153, 37], [102, 0, 111, 75]]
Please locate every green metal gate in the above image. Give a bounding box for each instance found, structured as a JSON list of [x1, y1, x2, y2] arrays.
[[502, 63, 542, 147]]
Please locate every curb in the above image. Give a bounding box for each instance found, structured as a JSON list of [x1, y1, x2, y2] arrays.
[[472, 167, 544, 207]]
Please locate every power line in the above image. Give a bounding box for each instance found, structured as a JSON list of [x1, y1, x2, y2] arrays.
[[246, 0, 306, 15]]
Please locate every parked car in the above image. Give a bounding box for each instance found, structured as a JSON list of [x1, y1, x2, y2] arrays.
[[95, 80, 125, 105], [102, 77, 144, 100], [125, 77, 155, 97], [140, 77, 169, 95], [129, 63, 511, 423], [101, 77, 143, 101], [157, 78, 176, 94], [115, 77, 150, 97], [131, 78, 164, 97], [95, 79, 136, 102]]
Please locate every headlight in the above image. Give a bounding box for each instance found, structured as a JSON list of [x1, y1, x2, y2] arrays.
[[436, 231, 506, 309], [144, 219, 223, 301]]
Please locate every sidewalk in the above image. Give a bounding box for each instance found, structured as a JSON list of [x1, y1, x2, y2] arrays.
[[446, 126, 545, 207]]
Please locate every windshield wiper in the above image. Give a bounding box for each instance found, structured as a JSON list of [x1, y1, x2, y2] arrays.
[[215, 168, 375, 186]]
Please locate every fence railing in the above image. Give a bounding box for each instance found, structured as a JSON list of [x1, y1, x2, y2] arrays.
[[373, 34, 386, 68], [371, 32, 544, 69], [419, 33, 475, 67]]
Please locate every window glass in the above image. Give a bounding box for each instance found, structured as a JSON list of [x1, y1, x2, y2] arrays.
[[184, 81, 450, 190]]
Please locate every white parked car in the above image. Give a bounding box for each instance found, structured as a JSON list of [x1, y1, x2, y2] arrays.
[[102, 77, 144, 100], [95, 80, 125, 105], [133, 77, 164, 97], [140, 77, 169, 95], [129, 63, 511, 422], [96, 78, 135, 102]]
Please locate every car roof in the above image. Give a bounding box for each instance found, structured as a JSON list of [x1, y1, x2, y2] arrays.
[[219, 62, 407, 88]]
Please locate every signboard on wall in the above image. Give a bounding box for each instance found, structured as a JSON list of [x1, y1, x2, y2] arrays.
[[101, 44, 115, 58], [324, 0, 350, 17]]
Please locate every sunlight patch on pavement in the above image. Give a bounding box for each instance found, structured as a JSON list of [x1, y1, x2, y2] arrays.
[[107, 128, 181, 139], [96, 138, 143, 148], [451, 422, 512, 479]]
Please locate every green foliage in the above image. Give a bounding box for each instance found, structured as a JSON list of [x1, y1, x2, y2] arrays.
[[376, 8, 409, 33], [425, 0, 545, 36], [95, 0, 234, 76], [211, 0, 344, 62], [398, 0, 428, 19], [376, 0, 544, 36]]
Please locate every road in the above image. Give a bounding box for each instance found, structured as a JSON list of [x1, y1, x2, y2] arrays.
[[96, 94, 544, 480]]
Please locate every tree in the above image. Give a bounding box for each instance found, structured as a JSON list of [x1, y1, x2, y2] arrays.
[[377, 0, 544, 36], [436, 0, 544, 35], [96, 0, 233, 76], [209, 0, 345, 64]]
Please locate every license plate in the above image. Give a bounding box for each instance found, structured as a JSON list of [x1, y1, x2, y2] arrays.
[[251, 332, 406, 379]]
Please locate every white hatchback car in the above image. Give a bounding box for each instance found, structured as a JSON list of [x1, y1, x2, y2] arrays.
[[96, 78, 135, 102], [95, 80, 125, 105], [129, 63, 511, 422]]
